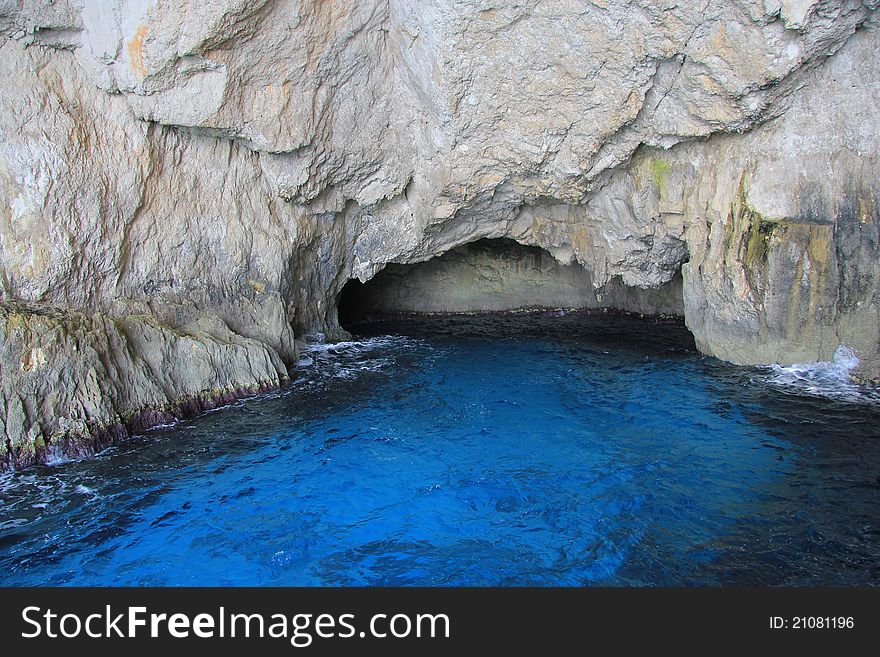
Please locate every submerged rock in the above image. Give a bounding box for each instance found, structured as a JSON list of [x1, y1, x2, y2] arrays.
[[0, 1, 878, 467]]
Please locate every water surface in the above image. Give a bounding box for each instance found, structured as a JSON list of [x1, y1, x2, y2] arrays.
[[1, 313, 878, 586]]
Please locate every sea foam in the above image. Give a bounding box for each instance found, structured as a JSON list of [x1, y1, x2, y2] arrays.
[[762, 345, 879, 404]]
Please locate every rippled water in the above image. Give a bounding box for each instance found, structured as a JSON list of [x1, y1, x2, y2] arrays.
[[1, 313, 878, 586]]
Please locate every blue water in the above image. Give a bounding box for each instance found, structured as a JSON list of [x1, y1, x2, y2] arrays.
[[1, 313, 879, 586]]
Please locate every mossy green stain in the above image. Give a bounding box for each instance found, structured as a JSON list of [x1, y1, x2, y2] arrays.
[[725, 173, 780, 296], [743, 217, 777, 271], [650, 159, 673, 195]]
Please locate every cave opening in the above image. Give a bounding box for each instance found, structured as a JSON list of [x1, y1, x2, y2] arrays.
[[337, 277, 370, 330], [337, 238, 684, 332]]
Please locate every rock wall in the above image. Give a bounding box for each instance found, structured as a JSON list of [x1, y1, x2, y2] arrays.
[[338, 238, 684, 324], [1, 1, 878, 468]]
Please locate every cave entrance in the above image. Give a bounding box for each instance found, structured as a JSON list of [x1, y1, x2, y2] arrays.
[[337, 277, 371, 330], [337, 238, 684, 332]]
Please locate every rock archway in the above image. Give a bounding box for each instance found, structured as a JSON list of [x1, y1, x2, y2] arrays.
[[337, 238, 684, 331]]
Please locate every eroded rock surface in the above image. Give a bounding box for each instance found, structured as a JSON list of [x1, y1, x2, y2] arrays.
[[1, 1, 878, 468], [338, 238, 683, 323]]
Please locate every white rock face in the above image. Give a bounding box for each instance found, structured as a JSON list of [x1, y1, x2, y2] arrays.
[[0, 0, 878, 467]]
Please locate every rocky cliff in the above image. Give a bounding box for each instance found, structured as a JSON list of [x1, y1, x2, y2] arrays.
[[1, 0, 878, 469]]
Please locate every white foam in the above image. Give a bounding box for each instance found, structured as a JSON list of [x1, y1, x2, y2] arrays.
[[761, 345, 879, 404], [306, 335, 413, 354], [305, 336, 425, 360], [42, 455, 76, 467], [145, 421, 179, 430], [299, 335, 430, 384]]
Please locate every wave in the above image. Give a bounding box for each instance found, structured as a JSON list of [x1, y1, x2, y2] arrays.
[[305, 335, 424, 354], [760, 345, 880, 404], [300, 335, 430, 380]]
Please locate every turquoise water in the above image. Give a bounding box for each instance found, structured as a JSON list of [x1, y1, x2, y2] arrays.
[[1, 313, 878, 586]]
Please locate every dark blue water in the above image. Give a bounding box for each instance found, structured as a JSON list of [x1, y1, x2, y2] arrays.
[[1, 313, 879, 586]]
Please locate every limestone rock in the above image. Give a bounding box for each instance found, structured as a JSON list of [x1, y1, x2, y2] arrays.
[[338, 238, 683, 322], [0, 1, 878, 468], [0, 302, 288, 469]]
